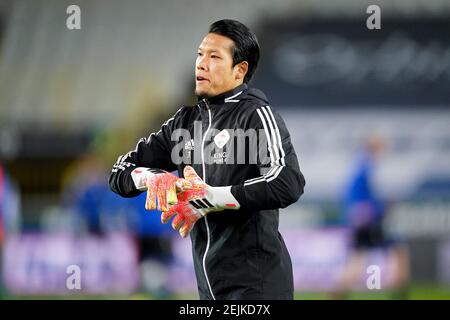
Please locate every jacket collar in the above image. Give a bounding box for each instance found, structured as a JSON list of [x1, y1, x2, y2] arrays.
[[197, 83, 248, 105]]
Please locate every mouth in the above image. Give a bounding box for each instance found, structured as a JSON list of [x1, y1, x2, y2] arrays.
[[196, 75, 209, 83]]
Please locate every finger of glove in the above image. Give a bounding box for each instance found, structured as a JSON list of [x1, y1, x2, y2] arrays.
[[156, 179, 169, 212], [145, 181, 157, 210], [171, 214, 185, 231], [166, 180, 178, 206], [183, 166, 203, 184], [175, 179, 192, 193], [179, 220, 195, 238], [161, 206, 178, 224]]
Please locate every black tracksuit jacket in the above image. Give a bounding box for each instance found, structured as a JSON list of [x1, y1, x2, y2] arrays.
[[109, 83, 305, 300]]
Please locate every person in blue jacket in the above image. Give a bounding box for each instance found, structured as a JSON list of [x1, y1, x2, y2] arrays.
[[333, 135, 410, 299]]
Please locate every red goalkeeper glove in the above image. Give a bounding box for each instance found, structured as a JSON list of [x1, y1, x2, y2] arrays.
[[161, 165, 240, 238]]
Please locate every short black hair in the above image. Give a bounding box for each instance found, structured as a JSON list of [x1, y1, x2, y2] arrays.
[[209, 19, 260, 83]]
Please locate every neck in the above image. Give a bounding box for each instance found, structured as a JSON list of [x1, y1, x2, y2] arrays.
[[198, 83, 247, 103]]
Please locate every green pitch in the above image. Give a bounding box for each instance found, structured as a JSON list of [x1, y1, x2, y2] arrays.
[[1, 283, 449, 300]]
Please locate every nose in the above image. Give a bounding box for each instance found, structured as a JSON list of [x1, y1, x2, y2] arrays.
[[196, 55, 208, 72]]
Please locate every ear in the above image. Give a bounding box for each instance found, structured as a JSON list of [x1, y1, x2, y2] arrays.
[[234, 61, 248, 81]]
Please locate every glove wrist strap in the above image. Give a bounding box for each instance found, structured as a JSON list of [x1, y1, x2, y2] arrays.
[[131, 167, 166, 191], [210, 186, 241, 210]]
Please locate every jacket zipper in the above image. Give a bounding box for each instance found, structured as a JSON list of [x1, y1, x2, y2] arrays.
[[200, 99, 215, 300]]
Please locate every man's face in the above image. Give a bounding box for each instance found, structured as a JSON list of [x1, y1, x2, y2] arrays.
[[195, 33, 245, 98]]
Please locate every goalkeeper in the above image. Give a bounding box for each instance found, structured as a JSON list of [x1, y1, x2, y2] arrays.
[[109, 19, 305, 300]]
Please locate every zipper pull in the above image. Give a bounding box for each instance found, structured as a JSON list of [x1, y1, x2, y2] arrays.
[[197, 99, 207, 109], [202, 98, 210, 109]]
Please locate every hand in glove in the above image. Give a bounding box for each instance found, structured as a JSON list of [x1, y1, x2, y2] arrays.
[[161, 165, 240, 238]]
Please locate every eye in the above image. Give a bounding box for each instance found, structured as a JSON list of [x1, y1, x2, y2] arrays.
[[211, 55, 219, 59], [197, 52, 203, 57]]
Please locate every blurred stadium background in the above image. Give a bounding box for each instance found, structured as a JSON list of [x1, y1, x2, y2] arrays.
[[1, 0, 450, 299]]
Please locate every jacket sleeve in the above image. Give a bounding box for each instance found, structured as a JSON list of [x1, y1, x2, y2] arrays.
[[109, 107, 183, 198], [230, 105, 305, 211]]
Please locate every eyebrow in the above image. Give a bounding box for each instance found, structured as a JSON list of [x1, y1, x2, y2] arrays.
[[198, 47, 220, 54]]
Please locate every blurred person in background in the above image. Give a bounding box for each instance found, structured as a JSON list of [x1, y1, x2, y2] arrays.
[[109, 19, 305, 300], [332, 135, 410, 299], [122, 193, 175, 298], [0, 163, 21, 297], [61, 136, 175, 297], [0, 163, 4, 297], [61, 151, 111, 235], [0, 164, 4, 249]]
